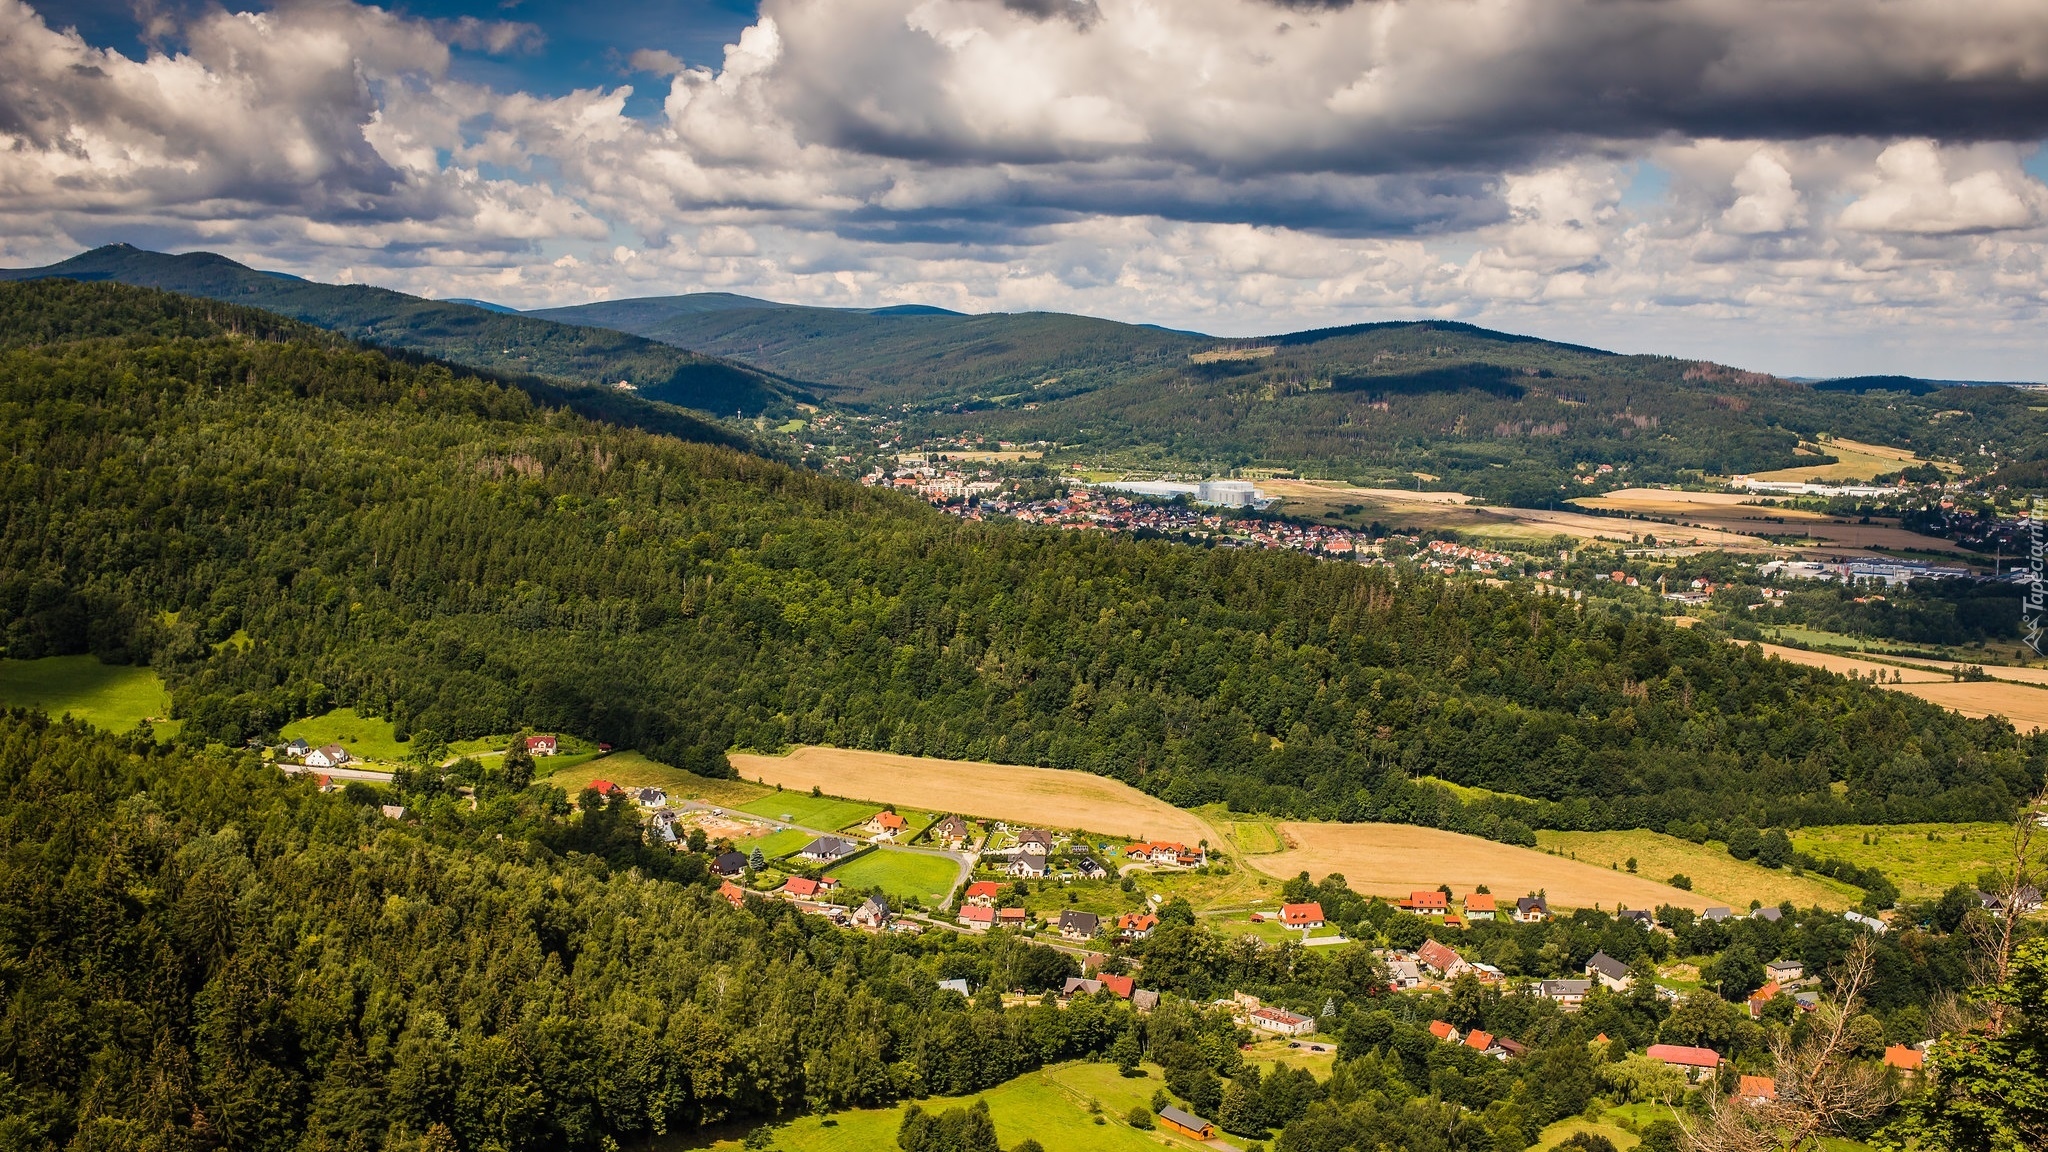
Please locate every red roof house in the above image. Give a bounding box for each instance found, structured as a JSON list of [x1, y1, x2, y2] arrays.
[[588, 779, 619, 796], [1463, 1029, 1495, 1053], [781, 875, 839, 899], [1417, 938, 1465, 976], [964, 881, 1003, 906], [1099, 973, 1135, 999], [718, 880, 745, 909], [1402, 890, 1450, 916], [1647, 1044, 1721, 1078], [1428, 1020, 1459, 1042], [525, 734, 558, 756], [1280, 902, 1326, 929], [1883, 1045, 1925, 1072], [957, 904, 996, 930], [1738, 1075, 1777, 1102]]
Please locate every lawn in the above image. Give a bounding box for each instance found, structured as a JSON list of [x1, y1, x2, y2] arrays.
[[1791, 822, 2041, 900], [679, 1061, 1209, 1152], [743, 827, 815, 860], [1533, 829, 1863, 912], [1205, 911, 1348, 946], [1017, 878, 1148, 920], [1533, 1117, 1641, 1150], [279, 708, 411, 763], [828, 849, 964, 904], [0, 655, 178, 737], [736, 792, 891, 833]]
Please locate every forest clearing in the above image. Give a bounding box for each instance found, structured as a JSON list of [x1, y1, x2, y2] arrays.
[[1790, 821, 2048, 899], [728, 747, 1220, 846], [1255, 822, 1711, 911], [0, 655, 176, 736]]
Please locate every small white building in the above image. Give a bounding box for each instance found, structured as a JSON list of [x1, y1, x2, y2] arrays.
[[304, 744, 350, 769], [1248, 1006, 1317, 1036]]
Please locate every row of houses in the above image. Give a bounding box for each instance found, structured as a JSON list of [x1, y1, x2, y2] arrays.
[[1398, 890, 1551, 924], [953, 885, 1162, 940]]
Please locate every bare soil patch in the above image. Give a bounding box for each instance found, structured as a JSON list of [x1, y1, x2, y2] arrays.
[[1254, 822, 1708, 911], [728, 746, 1219, 845]]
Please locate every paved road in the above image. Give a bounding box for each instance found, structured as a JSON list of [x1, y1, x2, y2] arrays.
[[279, 763, 394, 783]]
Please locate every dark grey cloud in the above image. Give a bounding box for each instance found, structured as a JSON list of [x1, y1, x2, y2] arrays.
[[995, 0, 1102, 27]]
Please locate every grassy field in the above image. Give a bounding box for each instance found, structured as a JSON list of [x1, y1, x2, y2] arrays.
[[280, 708, 411, 763], [1259, 822, 1708, 911], [729, 746, 1220, 847], [1748, 437, 1947, 483], [674, 1061, 1213, 1152], [1534, 830, 1864, 912], [736, 792, 891, 833], [1749, 643, 2048, 730], [1224, 820, 1282, 855], [0, 655, 177, 736], [1791, 822, 2041, 900], [828, 849, 964, 903], [1533, 1117, 1642, 1150], [742, 828, 816, 859]]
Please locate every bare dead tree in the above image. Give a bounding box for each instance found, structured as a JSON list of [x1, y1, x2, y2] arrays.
[[1963, 782, 2046, 1036], [1682, 937, 1899, 1152]]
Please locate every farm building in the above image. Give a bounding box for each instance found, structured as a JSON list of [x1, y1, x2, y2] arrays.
[[799, 836, 859, 863], [525, 734, 558, 756], [304, 744, 350, 769], [1646, 1043, 1721, 1080], [1401, 890, 1449, 917], [1280, 902, 1325, 929], [1513, 896, 1549, 923], [1463, 893, 1496, 920], [1249, 1006, 1316, 1036], [1157, 1106, 1215, 1140]]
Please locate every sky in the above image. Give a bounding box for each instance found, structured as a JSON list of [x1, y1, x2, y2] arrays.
[[6, 0, 2048, 380]]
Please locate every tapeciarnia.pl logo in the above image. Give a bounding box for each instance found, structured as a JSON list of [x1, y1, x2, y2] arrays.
[[2027, 497, 2045, 657]]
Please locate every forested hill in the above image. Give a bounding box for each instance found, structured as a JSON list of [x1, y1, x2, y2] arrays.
[[536, 293, 2048, 502], [0, 245, 807, 416], [2, 280, 2042, 834]]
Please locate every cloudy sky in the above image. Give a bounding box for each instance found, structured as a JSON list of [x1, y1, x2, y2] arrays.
[[6, 0, 2048, 379]]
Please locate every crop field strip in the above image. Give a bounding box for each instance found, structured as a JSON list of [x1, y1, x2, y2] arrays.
[[1532, 830, 1862, 911]]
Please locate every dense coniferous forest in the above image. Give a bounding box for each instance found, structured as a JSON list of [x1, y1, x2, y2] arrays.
[[1, 280, 2043, 838]]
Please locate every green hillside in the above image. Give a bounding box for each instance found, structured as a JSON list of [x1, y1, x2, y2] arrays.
[[0, 245, 807, 416], [538, 295, 2048, 501], [1, 278, 2039, 838]]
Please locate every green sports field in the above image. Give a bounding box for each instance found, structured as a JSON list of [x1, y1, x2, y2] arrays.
[[827, 849, 963, 903], [737, 792, 893, 833], [0, 655, 178, 737]]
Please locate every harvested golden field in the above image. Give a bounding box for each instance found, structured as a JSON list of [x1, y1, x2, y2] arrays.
[[1482, 505, 1763, 548], [728, 747, 1219, 845], [1747, 437, 1957, 483], [1534, 830, 1861, 911], [1255, 822, 1708, 911], [1572, 488, 1967, 557], [1751, 644, 2048, 730]]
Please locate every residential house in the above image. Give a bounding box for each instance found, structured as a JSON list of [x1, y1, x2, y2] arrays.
[[853, 895, 891, 929], [1469, 962, 1506, 985], [525, 734, 558, 756], [588, 779, 619, 797], [1418, 938, 1466, 978], [799, 836, 859, 863], [1248, 1006, 1317, 1036], [930, 815, 971, 848], [936, 978, 971, 997], [1281, 902, 1326, 930], [284, 738, 311, 760], [1496, 1037, 1527, 1058], [964, 881, 1003, 906], [1618, 909, 1653, 927], [1702, 906, 1733, 922], [1514, 896, 1550, 923], [1401, 890, 1450, 918], [1584, 951, 1630, 991], [710, 851, 748, 878], [312, 774, 336, 793], [1463, 893, 1497, 921], [1883, 1045, 1925, 1074], [1156, 1106, 1215, 1141], [781, 875, 840, 899], [1738, 1075, 1777, 1103], [1646, 1043, 1721, 1081], [1751, 906, 1784, 923], [718, 881, 746, 909], [1014, 829, 1053, 856], [380, 804, 407, 821], [1058, 910, 1101, 941], [957, 905, 997, 931], [1747, 982, 1783, 1018], [1061, 977, 1105, 998], [1427, 1020, 1460, 1043], [1117, 912, 1159, 940], [1538, 979, 1592, 1010], [1131, 989, 1161, 1013], [864, 810, 909, 838], [1844, 910, 1889, 934], [1127, 840, 1204, 867], [1005, 855, 1048, 879], [997, 907, 1029, 929], [1070, 856, 1108, 880], [795, 900, 849, 925], [304, 744, 350, 769], [1765, 959, 1804, 983], [635, 786, 668, 808], [1463, 1029, 1498, 1058], [1387, 960, 1424, 990], [1099, 973, 1135, 999]]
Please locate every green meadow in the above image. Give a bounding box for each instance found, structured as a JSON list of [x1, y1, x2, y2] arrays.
[[0, 655, 178, 737]]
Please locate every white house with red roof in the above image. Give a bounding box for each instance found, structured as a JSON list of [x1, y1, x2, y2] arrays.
[[1248, 1006, 1316, 1036], [963, 881, 1003, 907], [957, 904, 996, 931], [1280, 902, 1326, 929], [525, 734, 558, 756], [1646, 1043, 1721, 1080], [1401, 890, 1449, 917]]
